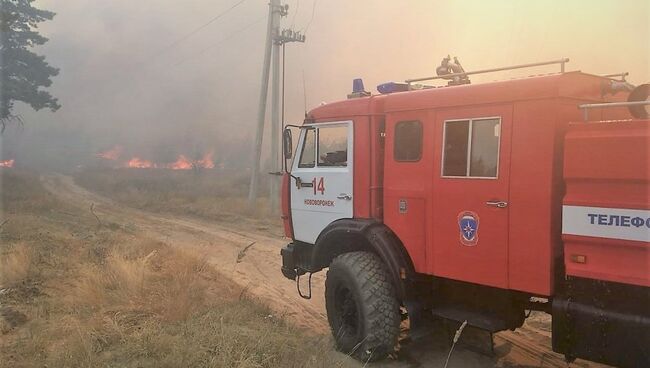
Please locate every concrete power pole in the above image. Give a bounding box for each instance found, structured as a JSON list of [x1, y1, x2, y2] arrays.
[[248, 1, 305, 213], [269, 3, 283, 214], [247, 0, 279, 211]]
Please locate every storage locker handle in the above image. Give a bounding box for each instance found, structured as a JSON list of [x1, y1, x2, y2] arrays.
[[486, 201, 508, 208]]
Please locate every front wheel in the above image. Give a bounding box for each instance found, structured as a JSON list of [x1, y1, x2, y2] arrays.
[[325, 251, 400, 361]]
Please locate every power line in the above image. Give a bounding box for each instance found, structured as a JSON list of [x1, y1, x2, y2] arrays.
[[290, 0, 300, 27], [174, 15, 265, 67], [301, 0, 318, 34], [62, 1, 254, 110], [152, 0, 249, 59], [67, 2, 254, 107]]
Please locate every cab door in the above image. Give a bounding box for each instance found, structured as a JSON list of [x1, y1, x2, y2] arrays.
[[290, 121, 353, 244], [431, 106, 512, 289]]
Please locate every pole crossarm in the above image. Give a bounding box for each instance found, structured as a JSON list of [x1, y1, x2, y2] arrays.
[[275, 29, 306, 44]]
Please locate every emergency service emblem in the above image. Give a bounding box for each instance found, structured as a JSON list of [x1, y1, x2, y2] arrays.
[[458, 211, 480, 246]]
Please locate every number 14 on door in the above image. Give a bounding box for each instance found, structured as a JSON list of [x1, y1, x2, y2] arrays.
[[312, 177, 325, 195]]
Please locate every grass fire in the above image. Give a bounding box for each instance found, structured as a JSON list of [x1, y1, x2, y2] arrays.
[[96, 146, 216, 170], [1, 1, 647, 368]]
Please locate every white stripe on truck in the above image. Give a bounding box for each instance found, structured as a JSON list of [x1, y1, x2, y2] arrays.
[[562, 205, 650, 243]]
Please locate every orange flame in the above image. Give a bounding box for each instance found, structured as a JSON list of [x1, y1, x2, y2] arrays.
[[0, 159, 15, 168], [96, 146, 122, 160], [166, 154, 193, 170], [95, 147, 216, 170], [196, 151, 215, 169], [125, 157, 155, 169]]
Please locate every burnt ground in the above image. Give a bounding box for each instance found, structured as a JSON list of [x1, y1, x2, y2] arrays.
[[42, 174, 610, 368]]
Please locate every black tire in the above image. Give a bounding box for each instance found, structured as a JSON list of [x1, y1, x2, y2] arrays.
[[325, 251, 400, 362]]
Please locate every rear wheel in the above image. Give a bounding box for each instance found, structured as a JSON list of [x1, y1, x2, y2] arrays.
[[325, 251, 400, 361]]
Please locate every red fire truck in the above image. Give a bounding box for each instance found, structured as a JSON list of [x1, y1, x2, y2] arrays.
[[279, 58, 649, 367]]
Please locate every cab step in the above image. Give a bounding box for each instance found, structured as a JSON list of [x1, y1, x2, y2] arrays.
[[431, 305, 509, 333]]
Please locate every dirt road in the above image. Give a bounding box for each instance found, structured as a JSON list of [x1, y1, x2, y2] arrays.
[[42, 174, 606, 368]]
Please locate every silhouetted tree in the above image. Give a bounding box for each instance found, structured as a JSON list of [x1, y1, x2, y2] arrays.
[[1, 0, 60, 133]]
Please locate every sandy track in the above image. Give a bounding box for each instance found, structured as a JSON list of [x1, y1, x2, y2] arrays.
[[42, 174, 606, 368], [42, 174, 329, 333]]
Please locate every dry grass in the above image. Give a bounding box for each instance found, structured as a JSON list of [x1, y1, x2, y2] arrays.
[[0, 243, 32, 286], [68, 240, 211, 323], [0, 170, 353, 368], [73, 168, 278, 226]]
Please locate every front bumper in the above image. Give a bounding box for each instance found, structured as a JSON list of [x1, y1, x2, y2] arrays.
[[280, 242, 316, 280], [280, 243, 299, 280]]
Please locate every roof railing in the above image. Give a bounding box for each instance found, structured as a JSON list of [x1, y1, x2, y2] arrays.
[[579, 100, 650, 120], [602, 72, 629, 81], [405, 58, 570, 86]]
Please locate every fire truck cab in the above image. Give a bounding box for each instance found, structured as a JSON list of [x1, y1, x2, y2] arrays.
[[280, 60, 649, 367]]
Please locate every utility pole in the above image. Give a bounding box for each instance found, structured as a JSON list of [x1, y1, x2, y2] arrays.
[[248, 1, 305, 213], [268, 2, 284, 215], [248, 0, 278, 210], [269, 21, 307, 214]]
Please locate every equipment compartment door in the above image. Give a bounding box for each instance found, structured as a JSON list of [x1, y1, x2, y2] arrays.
[[431, 106, 512, 289], [290, 121, 353, 244]]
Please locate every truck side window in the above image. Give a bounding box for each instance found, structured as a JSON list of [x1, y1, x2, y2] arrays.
[[298, 128, 316, 168], [443, 118, 500, 178], [394, 121, 422, 161], [443, 120, 470, 176], [470, 118, 500, 177], [318, 125, 348, 167]]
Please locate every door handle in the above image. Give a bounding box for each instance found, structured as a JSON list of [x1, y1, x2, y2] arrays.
[[337, 193, 352, 200], [486, 200, 508, 208], [295, 177, 312, 188]]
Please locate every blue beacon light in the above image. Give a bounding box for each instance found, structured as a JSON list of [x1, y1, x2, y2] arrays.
[[352, 78, 366, 94], [348, 78, 371, 98], [377, 82, 410, 94]]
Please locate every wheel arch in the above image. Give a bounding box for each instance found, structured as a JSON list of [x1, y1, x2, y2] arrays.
[[312, 218, 416, 299]]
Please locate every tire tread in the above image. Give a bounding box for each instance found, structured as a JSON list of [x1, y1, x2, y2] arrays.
[[326, 251, 400, 361]]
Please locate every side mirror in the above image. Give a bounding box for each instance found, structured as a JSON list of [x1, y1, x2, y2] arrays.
[[282, 128, 293, 160], [628, 83, 649, 119]]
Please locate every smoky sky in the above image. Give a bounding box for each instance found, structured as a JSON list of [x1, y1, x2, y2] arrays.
[[1, 0, 648, 169]]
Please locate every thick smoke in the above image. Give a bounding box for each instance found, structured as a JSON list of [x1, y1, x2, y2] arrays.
[[1, 0, 648, 171]]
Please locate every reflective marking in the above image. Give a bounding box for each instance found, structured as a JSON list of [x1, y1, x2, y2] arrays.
[[562, 205, 650, 242]]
